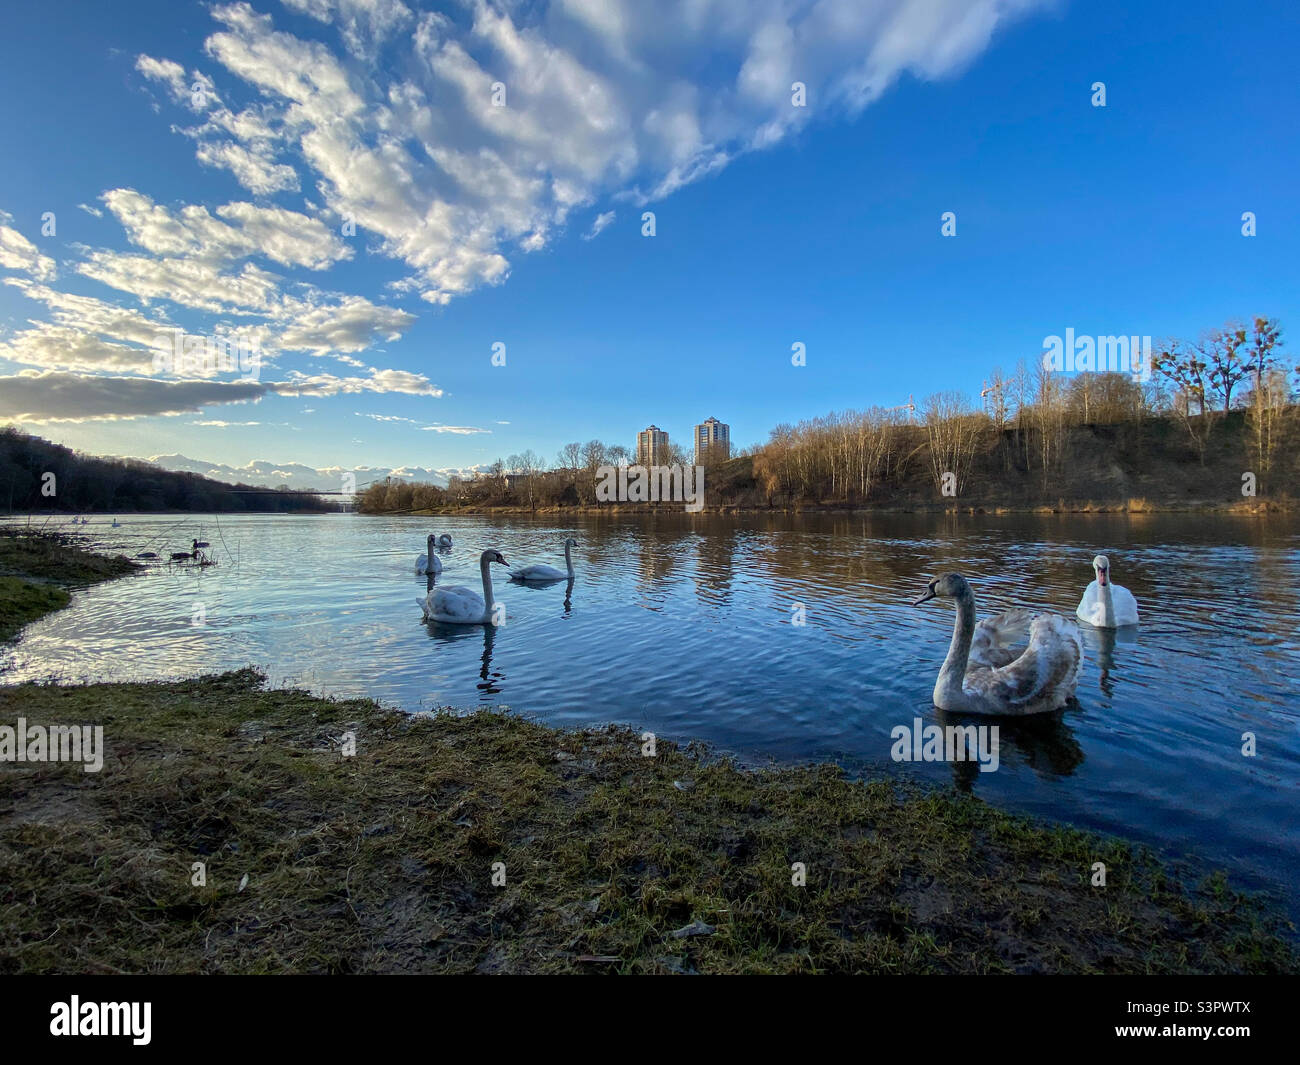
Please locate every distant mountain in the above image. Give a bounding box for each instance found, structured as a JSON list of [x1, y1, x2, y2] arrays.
[[144, 454, 490, 492]]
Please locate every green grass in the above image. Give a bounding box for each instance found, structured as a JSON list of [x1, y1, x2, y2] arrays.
[[0, 577, 70, 644], [0, 528, 137, 644]]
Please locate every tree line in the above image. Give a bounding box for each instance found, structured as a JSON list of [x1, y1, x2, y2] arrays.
[[0, 428, 331, 513]]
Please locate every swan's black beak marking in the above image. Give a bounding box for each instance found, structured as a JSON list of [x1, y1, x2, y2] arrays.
[[912, 587, 936, 606]]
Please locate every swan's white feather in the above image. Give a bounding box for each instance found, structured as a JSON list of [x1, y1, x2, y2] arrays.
[[419, 584, 485, 624], [509, 563, 566, 581], [1076, 580, 1139, 627]]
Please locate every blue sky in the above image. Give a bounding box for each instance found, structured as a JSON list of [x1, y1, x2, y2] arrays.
[[1, 0, 1296, 484]]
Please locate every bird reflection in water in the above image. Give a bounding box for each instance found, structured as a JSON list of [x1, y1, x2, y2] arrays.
[[936, 707, 1086, 791], [1089, 625, 1137, 698]]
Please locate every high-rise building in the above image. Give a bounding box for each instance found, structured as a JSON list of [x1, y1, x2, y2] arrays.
[[636, 425, 669, 466], [693, 417, 730, 464]]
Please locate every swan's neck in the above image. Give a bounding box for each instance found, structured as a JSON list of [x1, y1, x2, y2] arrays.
[[937, 592, 976, 701], [1097, 573, 1116, 627], [564, 541, 574, 578], [480, 556, 495, 614]]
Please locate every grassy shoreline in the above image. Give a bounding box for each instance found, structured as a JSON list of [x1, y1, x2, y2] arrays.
[[0, 529, 139, 643], [1, 530, 1295, 974]]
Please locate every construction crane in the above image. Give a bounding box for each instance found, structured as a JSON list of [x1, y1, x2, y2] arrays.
[[886, 394, 916, 421]]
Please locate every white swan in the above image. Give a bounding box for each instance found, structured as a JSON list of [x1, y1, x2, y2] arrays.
[[1076, 554, 1139, 628], [509, 538, 576, 582], [438, 534, 453, 549], [415, 534, 443, 575], [417, 549, 507, 625], [913, 572, 1083, 715]]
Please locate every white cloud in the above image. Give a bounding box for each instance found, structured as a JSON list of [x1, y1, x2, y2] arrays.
[[418, 424, 490, 434], [583, 210, 616, 239], [135, 55, 189, 101], [78, 250, 282, 314], [281, 0, 414, 58], [3, 278, 175, 352], [134, 0, 1046, 305], [194, 139, 301, 194], [272, 293, 415, 354], [268, 367, 440, 397], [101, 188, 350, 270], [0, 223, 57, 281], [355, 412, 418, 423], [0, 323, 156, 374]]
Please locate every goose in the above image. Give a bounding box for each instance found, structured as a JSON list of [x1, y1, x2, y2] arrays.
[[1076, 554, 1139, 628], [417, 549, 508, 625], [509, 538, 577, 582], [193, 538, 210, 550], [415, 534, 443, 576], [913, 572, 1083, 715], [438, 534, 453, 549], [136, 551, 158, 560], [169, 548, 196, 562]]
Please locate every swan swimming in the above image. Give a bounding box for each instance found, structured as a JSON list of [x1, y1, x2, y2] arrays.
[[438, 534, 453, 549], [509, 538, 577, 582], [913, 572, 1083, 715], [1076, 554, 1139, 628], [415, 533, 443, 576], [417, 549, 507, 625]]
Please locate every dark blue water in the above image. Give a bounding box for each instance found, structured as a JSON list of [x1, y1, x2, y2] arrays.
[[5, 511, 1298, 920]]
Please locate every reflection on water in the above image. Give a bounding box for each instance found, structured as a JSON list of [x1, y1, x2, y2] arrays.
[[3, 510, 1299, 918]]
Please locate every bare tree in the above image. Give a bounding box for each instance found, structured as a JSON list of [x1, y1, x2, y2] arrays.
[[922, 391, 983, 497], [1199, 324, 1251, 411]]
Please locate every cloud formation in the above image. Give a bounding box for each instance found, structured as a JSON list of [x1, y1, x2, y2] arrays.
[[145, 0, 1045, 305]]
